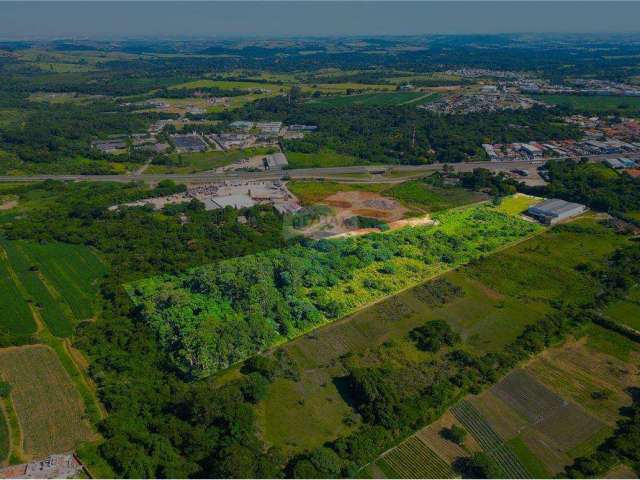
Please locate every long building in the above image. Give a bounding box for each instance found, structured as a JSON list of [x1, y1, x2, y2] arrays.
[[527, 198, 586, 225]]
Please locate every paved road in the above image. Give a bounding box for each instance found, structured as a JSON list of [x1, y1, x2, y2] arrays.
[[0, 160, 546, 183], [0, 153, 636, 183]]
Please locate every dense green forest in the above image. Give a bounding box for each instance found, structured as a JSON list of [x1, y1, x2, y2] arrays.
[[226, 96, 580, 164], [127, 206, 537, 377]]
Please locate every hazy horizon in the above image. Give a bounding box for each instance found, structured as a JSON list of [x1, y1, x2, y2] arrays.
[[1, 1, 640, 39]]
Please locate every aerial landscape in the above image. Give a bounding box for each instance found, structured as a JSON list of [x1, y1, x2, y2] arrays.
[[2, 1, 640, 479]]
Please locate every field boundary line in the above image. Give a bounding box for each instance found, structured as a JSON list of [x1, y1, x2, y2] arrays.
[[0, 391, 24, 464]]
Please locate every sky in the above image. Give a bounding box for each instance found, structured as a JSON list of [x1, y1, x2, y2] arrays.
[[1, 2, 640, 39]]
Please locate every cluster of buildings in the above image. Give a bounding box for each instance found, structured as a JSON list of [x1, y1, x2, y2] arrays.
[[110, 180, 301, 214], [443, 68, 532, 80], [519, 78, 640, 97], [91, 134, 170, 155], [482, 137, 640, 162], [0, 454, 84, 479], [419, 89, 546, 115]]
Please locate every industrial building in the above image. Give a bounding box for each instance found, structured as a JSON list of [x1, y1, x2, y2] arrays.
[[172, 134, 208, 153], [527, 198, 586, 225], [263, 152, 288, 170]]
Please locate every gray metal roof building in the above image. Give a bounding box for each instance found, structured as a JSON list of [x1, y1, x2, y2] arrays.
[[527, 198, 586, 225]]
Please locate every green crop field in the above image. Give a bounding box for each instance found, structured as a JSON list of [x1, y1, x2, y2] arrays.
[[377, 437, 455, 479], [307, 91, 438, 107], [532, 94, 640, 113], [0, 251, 37, 336], [0, 240, 106, 337], [451, 401, 529, 478], [0, 346, 96, 458]]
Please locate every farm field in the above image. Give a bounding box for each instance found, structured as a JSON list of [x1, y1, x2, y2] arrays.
[[0, 240, 106, 337], [307, 91, 437, 107], [0, 345, 96, 459], [371, 330, 638, 479], [252, 215, 628, 456], [146, 146, 273, 173], [532, 94, 640, 113], [377, 437, 456, 479]]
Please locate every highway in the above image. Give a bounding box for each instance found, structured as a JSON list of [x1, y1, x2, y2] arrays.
[[0, 153, 637, 184], [0, 160, 546, 184]]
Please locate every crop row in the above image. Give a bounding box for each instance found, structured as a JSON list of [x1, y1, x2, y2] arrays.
[[379, 437, 454, 479], [452, 400, 530, 478]]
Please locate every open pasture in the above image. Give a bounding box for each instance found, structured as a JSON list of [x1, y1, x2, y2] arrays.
[[0, 346, 95, 458], [603, 284, 640, 332], [385, 180, 488, 213], [464, 216, 630, 308], [254, 216, 628, 455]]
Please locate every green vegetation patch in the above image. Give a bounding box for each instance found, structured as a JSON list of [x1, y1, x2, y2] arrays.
[[148, 147, 274, 174], [603, 285, 640, 331], [286, 148, 360, 168], [127, 205, 539, 378], [385, 180, 488, 213], [506, 436, 551, 479], [0, 405, 9, 465], [495, 194, 542, 216], [532, 94, 640, 114], [307, 91, 434, 107], [0, 240, 106, 337]]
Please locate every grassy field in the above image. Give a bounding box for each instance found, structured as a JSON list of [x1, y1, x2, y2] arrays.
[[384, 180, 488, 213], [286, 180, 389, 205], [532, 94, 640, 114], [0, 346, 96, 458], [169, 79, 286, 92], [0, 240, 106, 337], [603, 285, 640, 331], [496, 193, 542, 216], [147, 147, 273, 174], [307, 91, 438, 107], [0, 405, 9, 466], [250, 214, 631, 457], [286, 148, 360, 169], [287, 178, 487, 213]]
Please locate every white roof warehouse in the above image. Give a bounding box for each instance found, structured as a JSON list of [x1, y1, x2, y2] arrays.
[[526, 198, 587, 225]]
